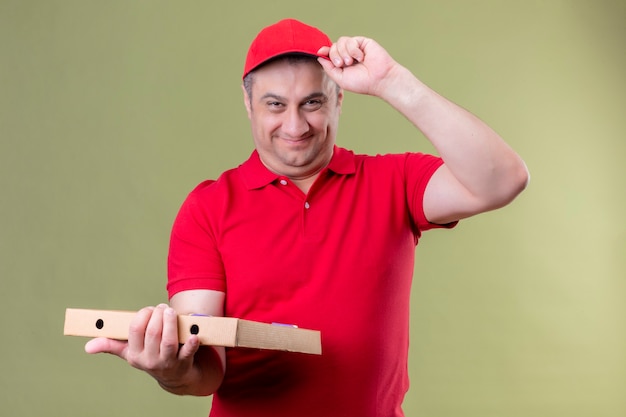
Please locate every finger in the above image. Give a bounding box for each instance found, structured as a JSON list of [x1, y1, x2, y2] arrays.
[[177, 335, 200, 361], [85, 337, 128, 359], [345, 37, 365, 64], [160, 307, 181, 359], [327, 39, 346, 67], [143, 304, 167, 358], [127, 306, 155, 356], [331, 37, 351, 66], [334, 36, 363, 66], [316, 45, 330, 58]]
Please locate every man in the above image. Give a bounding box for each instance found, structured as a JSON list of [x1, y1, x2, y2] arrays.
[[86, 18, 529, 417]]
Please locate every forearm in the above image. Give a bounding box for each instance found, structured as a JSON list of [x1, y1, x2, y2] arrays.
[[378, 65, 529, 203]]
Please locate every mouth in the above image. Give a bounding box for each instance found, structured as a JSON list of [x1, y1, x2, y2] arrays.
[[279, 135, 313, 146]]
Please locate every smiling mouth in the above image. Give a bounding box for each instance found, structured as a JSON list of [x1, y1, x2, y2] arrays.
[[280, 136, 313, 146]]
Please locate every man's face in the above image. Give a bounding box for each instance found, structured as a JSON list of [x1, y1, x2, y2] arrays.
[[243, 59, 343, 180]]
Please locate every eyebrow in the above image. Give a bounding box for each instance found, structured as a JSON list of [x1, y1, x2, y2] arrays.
[[259, 92, 328, 102]]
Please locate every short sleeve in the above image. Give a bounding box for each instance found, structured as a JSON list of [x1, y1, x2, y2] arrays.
[[404, 153, 458, 232], [167, 181, 226, 299]]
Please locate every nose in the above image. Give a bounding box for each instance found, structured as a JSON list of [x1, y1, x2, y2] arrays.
[[282, 107, 309, 138]]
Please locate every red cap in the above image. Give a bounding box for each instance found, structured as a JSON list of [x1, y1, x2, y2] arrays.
[[243, 19, 332, 79]]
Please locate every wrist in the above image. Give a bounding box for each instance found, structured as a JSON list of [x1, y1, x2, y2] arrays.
[[157, 378, 191, 395], [377, 65, 420, 102], [379, 66, 433, 117]]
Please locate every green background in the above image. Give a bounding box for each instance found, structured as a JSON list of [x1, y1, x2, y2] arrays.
[[2, 1, 624, 416]]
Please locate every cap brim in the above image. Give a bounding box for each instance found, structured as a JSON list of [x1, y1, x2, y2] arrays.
[[244, 51, 331, 78]]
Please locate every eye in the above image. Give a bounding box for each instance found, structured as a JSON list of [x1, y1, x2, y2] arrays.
[[266, 101, 285, 112], [303, 99, 323, 111]]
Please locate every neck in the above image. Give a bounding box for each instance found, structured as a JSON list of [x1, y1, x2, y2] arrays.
[[290, 174, 320, 194], [287, 149, 334, 193]]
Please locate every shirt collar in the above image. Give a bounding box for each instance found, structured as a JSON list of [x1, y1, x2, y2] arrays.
[[239, 145, 356, 190]]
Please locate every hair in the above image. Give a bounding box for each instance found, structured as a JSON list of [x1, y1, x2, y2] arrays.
[[243, 54, 340, 103]]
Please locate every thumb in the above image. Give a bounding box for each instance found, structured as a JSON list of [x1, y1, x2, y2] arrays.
[[85, 337, 128, 359], [317, 57, 344, 85]]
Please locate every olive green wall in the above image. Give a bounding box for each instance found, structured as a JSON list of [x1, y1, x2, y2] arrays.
[[1, 1, 624, 416]]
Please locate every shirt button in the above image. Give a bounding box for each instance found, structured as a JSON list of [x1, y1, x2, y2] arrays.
[[304, 202, 310, 209], [279, 179, 288, 186]]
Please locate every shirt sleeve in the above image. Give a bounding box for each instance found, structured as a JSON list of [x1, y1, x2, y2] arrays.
[[404, 152, 458, 233], [167, 180, 226, 299]]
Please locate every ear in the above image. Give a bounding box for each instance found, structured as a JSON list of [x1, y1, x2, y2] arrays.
[[337, 89, 344, 115], [241, 84, 252, 119]]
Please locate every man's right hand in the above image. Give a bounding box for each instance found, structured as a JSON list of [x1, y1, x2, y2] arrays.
[[85, 304, 210, 395]]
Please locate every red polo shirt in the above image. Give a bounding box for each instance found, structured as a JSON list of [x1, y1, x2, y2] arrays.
[[167, 146, 454, 417]]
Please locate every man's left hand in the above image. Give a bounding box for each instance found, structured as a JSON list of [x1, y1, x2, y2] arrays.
[[317, 36, 400, 97]]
